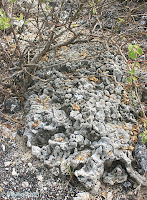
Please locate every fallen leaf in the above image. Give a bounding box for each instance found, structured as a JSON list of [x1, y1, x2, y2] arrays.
[[54, 137, 64, 142], [36, 98, 41, 103], [133, 131, 138, 136], [7, 124, 11, 129], [132, 136, 138, 142], [124, 126, 129, 130], [41, 55, 48, 61], [73, 104, 80, 111], [101, 191, 107, 197], [86, 152, 90, 157], [61, 46, 67, 51], [129, 146, 134, 151], [32, 121, 39, 128], [76, 155, 84, 161], [88, 76, 100, 83]]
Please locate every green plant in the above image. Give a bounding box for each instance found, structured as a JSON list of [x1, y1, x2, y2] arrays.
[[140, 120, 147, 143], [0, 9, 11, 30], [128, 44, 143, 60], [140, 130, 147, 144], [59, 160, 76, 185], [89, 2, 96, 15], [126, 44, 143, 83]]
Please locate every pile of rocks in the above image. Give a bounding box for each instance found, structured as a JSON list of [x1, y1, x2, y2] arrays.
[[22, 52, 147, 194]]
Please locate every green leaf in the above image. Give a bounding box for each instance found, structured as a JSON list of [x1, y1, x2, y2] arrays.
[[129, 68, 135, 75], [134, 61, 140, 68], [118, 18, 124, 23], [139, 133, 144, 137], [132, 76, 137, 81], [134, 44, 139, 49], [132, 51, 137, 60], [46, 6, 50, 10], [4, 23, 11, 29], [0, 9, 3, 15], [20, 13, 23, 20], [89, 2, 93, 6], [128, 50, 134, 59], [92, 7, 96, 14], [9, 0, 16, 4], [142, 138, 146, 143], [128, 51, 137, 60], [137, 48, 143, 55], [128, 44, 133, 51], [126, 77, 132, 83]]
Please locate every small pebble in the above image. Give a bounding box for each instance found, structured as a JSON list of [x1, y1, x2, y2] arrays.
[[12, 168, 18, 176], [2, 144, 5, 151], [28, 162, 32, 167], [4, 161, 11, 167], [22, 181, 29, 187]]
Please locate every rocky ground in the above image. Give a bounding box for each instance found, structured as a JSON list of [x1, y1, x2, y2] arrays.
[[0, 0, 147, 200], [0, 50, 147, 200]]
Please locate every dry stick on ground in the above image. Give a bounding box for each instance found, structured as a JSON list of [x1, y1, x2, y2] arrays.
[[0, 110, 24, 125], [0, 42, 17, 69], [31, 31, 81, 64]]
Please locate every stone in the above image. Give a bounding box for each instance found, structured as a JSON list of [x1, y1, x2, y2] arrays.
[[113, 68, 122, 83], [22, 181, 29, 187], [107, 191, 113, 200], [134, 143, 147, 172], [4, 97, 21, 114], [103, 165, 128, 185], [31, 146, 41, 158], [74, 192, 95, 200], [22, 52, 147, 194]]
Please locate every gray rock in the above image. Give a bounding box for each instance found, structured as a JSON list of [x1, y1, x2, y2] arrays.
[[32, 146, 41, 158], [95, 110, 105, 122], [4, 98, 21, 114], [134, 143, 147, 172], [103, 165, 128, 185], [73, 192, 95, 200], [22, 53, 147, 194], [113, 68, 122, 83]]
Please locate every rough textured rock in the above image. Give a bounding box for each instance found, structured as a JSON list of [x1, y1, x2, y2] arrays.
[[4, 97, 21, 114], [22, 52, 147, 194], [73, 192, 95, 200], [134, 143, 147, 172]]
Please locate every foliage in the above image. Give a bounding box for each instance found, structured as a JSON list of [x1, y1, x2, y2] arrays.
[[140, 120, 147, 144], [126, 44, 143, 83], [140, 130, 147, 144], [0, 9, 11, 30], [0, 0, 146, 146], [128, 44, 143, 60]]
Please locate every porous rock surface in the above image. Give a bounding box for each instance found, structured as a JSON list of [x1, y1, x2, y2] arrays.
[[23, 52, 147, 194]]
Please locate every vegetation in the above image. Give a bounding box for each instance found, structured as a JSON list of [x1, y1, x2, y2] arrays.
[[0, 0, 146, 142]]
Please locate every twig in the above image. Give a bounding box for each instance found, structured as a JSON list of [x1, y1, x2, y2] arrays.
[[0, 110, 24, 125]]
